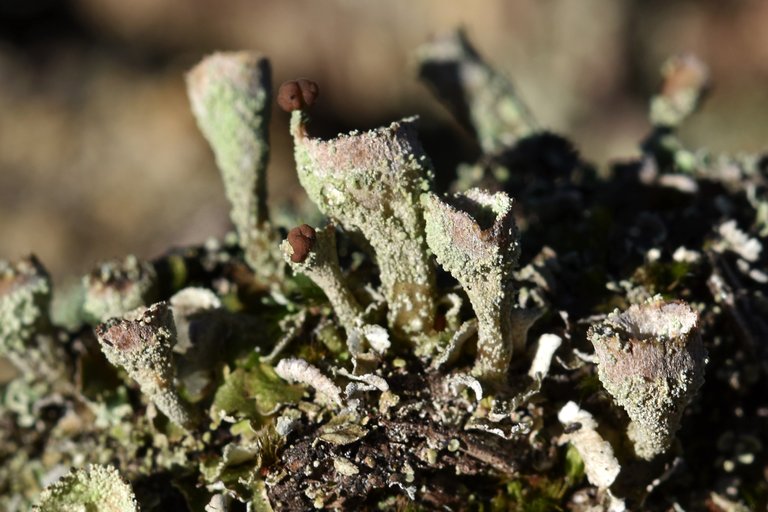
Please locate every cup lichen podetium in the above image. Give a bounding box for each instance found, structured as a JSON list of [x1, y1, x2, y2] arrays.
[[588, 296, 707, 460]]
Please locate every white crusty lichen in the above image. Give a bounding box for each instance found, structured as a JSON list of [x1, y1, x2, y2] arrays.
[[715, 219, 762, 262], [558, 401, 621, 490], [33, 464, 138, 512], [275, 357, 343, 407], [187, 51, 281, 282], [528, 333, 562, 379], [82, 255, 158, 324], [95, 302, 199, 431], [588, 296, 706, 460], [422, 188, 521, 383], [289, 106, 437, 339], [558, 402, 626, 512], [0, 255, 68, 380]]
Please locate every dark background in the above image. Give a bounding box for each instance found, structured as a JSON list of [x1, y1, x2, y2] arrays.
[[1, 0, 767, 281]]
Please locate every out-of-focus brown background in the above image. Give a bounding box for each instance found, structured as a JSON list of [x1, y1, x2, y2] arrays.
[[2, 0, 767, 282]]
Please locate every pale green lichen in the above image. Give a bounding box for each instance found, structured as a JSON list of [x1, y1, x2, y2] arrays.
[[416, 29, 537, 155], [0, 255, 68, 381], [200, 425, 282, 502], [649, 54, 709, 128], [211, 362, 303, 422], [282, 225, 364, 335], [290, 112, 436, 339], [95, 302, 199, 431], [422, 188, 520, 383], [3, 377, 53, 428], [0, 256, 50, 349], [33, 464, 138, 512], [281, 225, 390, 360], [2, 35, 748, 511], [187, 52, 281, 282], [715, 219, 762, 262], [317, 412, 369, 445], [528, 333, 562, 379], [588, 296, 706, 460], [82, 255, 158, 324]]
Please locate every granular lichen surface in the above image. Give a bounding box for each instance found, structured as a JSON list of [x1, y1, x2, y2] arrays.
[[0, 32, 766, 512]]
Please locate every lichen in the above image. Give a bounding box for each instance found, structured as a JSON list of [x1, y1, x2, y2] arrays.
[[290, 111, 437, 339], [416, 29, 537, 155], [282, 225, 363, 334], [557, 401, 620, 490], [0, 255, 68, 382], [95, 302, 199, 431], [588, 296, 706, 460], [4, 31, 767, 512], [34, 465, 138, 512], [82, 255, 158, 324], [187, 52, 281, 283], [422, 188, 521, 382], [649, 54, 709, 128]]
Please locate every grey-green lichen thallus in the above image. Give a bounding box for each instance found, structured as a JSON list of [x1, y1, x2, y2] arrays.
[[282, 79, 437, 340], [281, 224, 365, 336], [422, 189, 520, 383], [33, 464, 138, 512], [588, 296, 706, 460], [0, 255, 69, 382], [282, 224, 391, 360], [10, 33, 751, 510], [187, 52, 282, 284], [82, 255, 158, 324], [650, 54, 710, 128], [96, 302, 199, 431]]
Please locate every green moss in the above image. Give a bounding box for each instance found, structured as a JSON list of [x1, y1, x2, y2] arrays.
[[211, 362, 304, 423], [633, 260, 695, 295], [490, 478, 565, 512]]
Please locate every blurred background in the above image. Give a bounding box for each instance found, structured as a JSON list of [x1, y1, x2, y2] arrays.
[[1, 0, 767, 283]]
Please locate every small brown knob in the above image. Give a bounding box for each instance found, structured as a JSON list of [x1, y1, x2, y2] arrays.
[[277, 79, 319, 112], [286, 224, 317, 262]]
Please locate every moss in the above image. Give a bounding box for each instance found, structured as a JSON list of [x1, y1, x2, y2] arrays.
[[632, 260, 695, 295], [489, 479, 565, 512]]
